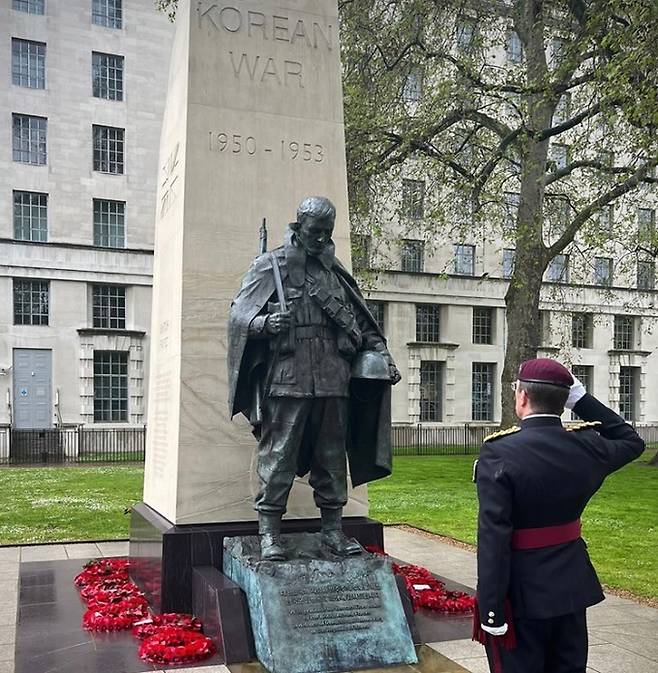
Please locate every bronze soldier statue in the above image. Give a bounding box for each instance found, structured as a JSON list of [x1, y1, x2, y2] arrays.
[[227, 196, 400, 561]]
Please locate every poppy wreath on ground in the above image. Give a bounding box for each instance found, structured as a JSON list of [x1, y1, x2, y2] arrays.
[[74, 559, 130, 587], [365, 546, 475, 614], [82, 583, 146, 606], [132, 613, 203, 639], [82, 600, 149, 632], [138, 627, 216, 665], [87, 594, 149, 613], [81, 579, 142, 602]]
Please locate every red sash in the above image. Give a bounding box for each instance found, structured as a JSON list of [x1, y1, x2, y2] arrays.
[[511, 519, 581, 550]]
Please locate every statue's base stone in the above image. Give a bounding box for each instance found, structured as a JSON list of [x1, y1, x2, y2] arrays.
[[128, 502, 384, 613], [223, 534, 418, 673]]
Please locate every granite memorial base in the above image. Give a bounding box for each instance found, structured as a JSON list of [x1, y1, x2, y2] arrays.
[[129, 502, 384, 613], [223, 533, 418, 673]]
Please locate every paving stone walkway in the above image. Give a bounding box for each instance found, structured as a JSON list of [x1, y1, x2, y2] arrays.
[[1, 527, 656, 673]]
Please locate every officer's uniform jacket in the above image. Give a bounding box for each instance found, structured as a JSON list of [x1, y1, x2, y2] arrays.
[[475, 393, 645, 628]]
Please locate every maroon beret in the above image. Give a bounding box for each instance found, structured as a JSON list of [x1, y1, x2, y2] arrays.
[[518, 358, 573, 388]]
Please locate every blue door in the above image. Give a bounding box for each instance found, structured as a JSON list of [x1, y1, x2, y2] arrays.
[[12, 349, 52, 429]]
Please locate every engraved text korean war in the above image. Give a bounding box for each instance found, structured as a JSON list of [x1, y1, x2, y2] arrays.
[[197, 1, 334, 90]]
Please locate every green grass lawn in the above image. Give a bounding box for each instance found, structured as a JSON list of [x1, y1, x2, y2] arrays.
[[0, 451, 655, 600], [0, 465, 143, 544], [370, 449, 657, 600]]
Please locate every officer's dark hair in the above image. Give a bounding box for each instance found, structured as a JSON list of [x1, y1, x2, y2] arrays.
[[295, 196, 336, 225], [518, 381, 569, 415]]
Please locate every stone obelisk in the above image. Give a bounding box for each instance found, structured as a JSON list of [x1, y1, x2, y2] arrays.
[[141, 0, 367, 526]]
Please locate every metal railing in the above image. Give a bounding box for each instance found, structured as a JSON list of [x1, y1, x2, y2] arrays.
[[392, 424, 499, 456], [0, 421, 655, 464], [0, 426, 146, 465], [392, 422, 658, 456]]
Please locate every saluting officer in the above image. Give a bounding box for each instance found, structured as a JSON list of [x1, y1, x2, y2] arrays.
[[474, 358, 645, 673]]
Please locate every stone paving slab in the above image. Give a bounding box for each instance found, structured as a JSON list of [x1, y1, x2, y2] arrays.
[[20, 544, 67, 562], [587, 643, 658, 673], [64, 543, 103, 559]]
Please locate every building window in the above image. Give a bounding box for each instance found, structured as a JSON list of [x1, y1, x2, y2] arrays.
[[506, 31, 523, 63], [454, 244, 475, 276], [12, 114, 47, 165], [473, 307, 493, 344], [472, 363, 494, 421], [547, 254, 569, 283], [456, 19, 476, 51], [401, 179, 425, 219], [546, 195, 569, 236], [638, 208, 655, 242], [366, 301, 385, 334], [14, 191, 47, 242], [599, 205, 614, 235], [548, 143, 569, 170], [637, 260, 655, 290], [93, 351, 128, 422], [92, 52, 123, 101], [93, 125, 124, 174], [12, 0, 44, 14], [503, 192, 520, 230], [613, 315, 635, 350], [598, 150, 614, 169], [552, 93, 571, 126], [403, 72, 422, 102], [502, 249, 515, 279], [594, 257, 613, 286], [92, 285, 126, 329], [420, 361, 442, 422], [571, 313, 593, 349], [618, 366, 638, 422], [416, 304, 441, 342], [351, 234, 371, 270], [551, 37, 566, 65], [93, 199, 125, 248], [12, 39, 46, 89], [571, 365, 593, 419], [13, 279, 49, 325], [401, 239, 424, 272], [92, 0, 122, 28]]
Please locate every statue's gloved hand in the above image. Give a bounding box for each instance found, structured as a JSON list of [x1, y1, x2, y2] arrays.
[[265, 311, 292, 335], [389, 364, 402, 385]]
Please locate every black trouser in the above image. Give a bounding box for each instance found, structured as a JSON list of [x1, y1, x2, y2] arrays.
[[485, 611, 587, 673], [255, 396, 348, 515]]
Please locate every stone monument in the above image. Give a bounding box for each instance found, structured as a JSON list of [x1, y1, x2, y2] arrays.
[[130, 0, 386, 614]]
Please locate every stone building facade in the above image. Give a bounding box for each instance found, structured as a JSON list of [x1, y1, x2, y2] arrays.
[[1, 1, 656, 436], [0, 0, 172, 433]]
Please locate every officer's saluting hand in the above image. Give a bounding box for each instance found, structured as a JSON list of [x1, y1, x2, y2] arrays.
[[474, 358, 645, 673]]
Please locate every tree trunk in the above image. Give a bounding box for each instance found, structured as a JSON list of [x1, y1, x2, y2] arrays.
[[500, 0, 553, 428]]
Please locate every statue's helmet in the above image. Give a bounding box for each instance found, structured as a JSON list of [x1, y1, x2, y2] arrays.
[[350, 350, 390, 381]]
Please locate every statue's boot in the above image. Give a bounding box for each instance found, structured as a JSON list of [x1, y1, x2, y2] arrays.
[[259, 513, 286, 561], [321, 508, 362, 556]]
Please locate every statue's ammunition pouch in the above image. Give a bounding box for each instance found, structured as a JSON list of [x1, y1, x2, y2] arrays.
[[306, 277, 362, 353]]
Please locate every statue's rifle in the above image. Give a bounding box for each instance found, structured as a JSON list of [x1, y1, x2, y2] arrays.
[[261, 220, 288, 409], [251, 219, 268, 428]]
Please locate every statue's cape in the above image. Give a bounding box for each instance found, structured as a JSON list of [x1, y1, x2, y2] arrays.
[[227, 231, 392, 487]]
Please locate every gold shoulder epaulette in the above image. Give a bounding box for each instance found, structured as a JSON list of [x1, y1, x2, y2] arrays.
[[484, 426, 521, 442], [566, 421, 602, 432]]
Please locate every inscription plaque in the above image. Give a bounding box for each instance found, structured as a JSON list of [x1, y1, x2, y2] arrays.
[[223, 534, 417, 673]]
